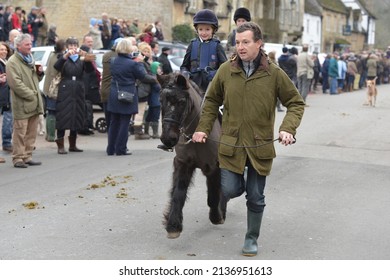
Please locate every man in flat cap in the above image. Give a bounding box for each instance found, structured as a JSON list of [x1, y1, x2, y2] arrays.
[[158, 46, 172, 74]]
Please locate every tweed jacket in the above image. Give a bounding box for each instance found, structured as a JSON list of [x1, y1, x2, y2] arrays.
[[367, 58, 377, 77], [6, 52, 44, 120], [196, 51, 305, 176], [100, 49, 117, 103]]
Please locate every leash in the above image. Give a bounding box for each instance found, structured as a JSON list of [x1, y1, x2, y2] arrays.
[[181, 132, 286, 148], [158, 133, 288, 152]]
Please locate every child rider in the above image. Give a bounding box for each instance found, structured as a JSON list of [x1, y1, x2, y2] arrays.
[[180, 9, 227, 93]]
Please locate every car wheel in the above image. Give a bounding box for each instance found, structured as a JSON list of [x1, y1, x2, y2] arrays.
[[95, 117, 107, 133]]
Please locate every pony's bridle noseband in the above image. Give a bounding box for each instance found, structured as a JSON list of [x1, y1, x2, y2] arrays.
[[162, 117, 182, 126]]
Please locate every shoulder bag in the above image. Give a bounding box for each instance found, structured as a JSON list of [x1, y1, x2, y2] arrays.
[[116, 80, 134, 103], [137, 82, 151, 99], [47, 71, 62, 99], [307, 67, 314, 79]]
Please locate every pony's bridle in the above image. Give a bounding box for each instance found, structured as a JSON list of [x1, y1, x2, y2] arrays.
[[161, 89, 202, 146]]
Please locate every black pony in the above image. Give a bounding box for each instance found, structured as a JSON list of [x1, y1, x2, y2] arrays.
[[158, 73, 227, 239]]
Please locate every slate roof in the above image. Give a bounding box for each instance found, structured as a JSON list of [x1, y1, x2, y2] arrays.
[[305, 0, 323, 16], [317, 0, 349, 14], [354, 0, 377, 19]]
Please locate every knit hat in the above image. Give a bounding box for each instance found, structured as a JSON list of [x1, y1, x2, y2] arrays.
[[290, 47, 298, 55], [90, 18, 98, 26], [150, 61, 161, 75], [233, 7, 251, 22], [282, 47, 288, 53]]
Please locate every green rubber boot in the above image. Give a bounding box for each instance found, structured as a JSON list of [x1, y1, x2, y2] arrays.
[[151, 122, 160, 139], [242, 209, 263, 257], [45, 114, 56, 142]]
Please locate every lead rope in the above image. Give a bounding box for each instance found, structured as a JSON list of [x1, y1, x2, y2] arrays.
[[181, 132, 284, 148], [180, 91, 285, 148]]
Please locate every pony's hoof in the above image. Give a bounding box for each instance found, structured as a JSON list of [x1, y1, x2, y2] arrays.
[[215, 218, 225, 225], [209, 209, 226, 225], [210, 217, 225, 225], [167, 231, 181, 239]]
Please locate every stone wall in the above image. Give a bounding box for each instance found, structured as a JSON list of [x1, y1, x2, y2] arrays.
[[9, 0, 174, 42]]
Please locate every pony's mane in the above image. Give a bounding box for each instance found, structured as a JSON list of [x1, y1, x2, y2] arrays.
[[188, 78, 205, 98]]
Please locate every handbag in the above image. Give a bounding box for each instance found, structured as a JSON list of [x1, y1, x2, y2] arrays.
[[47, 72, 62, 99], [116, 80, 134, 103], [307, 67, 314, 79], [137, 82, 151, 99]]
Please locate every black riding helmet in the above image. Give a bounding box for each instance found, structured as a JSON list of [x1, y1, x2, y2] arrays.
[[193, 9, 219, 32], [233, 7, 251, 23]]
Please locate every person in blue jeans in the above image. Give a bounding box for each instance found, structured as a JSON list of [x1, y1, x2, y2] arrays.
[[0, 41, 13, 154], [1, 109, 12, 151], [328, 53, 339, 95], [321, 54, 330, 93], [144, 61, 162, 139], [192, 22, 305, 257]]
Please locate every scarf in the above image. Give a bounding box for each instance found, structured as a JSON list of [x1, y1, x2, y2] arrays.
[[69, 54, 79, 62], [17, 51, 34, 67], [0, 57, 7, 66]]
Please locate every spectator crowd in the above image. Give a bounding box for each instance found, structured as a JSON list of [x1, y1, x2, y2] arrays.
[[273, 44, 390, 107], [0, 4, 172, 165], [1, 3, 390, 167]]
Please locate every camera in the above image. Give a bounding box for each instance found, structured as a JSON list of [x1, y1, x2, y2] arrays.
[[131, 52, 140, 57]]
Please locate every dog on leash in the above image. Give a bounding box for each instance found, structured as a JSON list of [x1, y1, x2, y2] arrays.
[[365, 77, 378, 107]]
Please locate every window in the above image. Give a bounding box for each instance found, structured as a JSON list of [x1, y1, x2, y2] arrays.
[[186, 0, 197, 13], [317, 20, 320, 34], [264, 0, 275, 19], [306, 19, 310, 33], [293, 0, 300, 26], [325, 14, 330, 32]]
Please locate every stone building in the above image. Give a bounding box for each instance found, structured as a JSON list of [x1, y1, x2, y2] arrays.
[[7, 0, 234, 42], [7, 0, 178, 42], [5, 0, 376, 53]]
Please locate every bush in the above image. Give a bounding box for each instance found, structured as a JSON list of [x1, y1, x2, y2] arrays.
[[172, 24, 195, 44]]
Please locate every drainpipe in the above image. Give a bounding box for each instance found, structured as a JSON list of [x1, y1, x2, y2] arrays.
[[320, 14, 323, 53]]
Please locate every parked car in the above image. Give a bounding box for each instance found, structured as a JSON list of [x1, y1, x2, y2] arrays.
[[31, 46, 53, 70], [157, 40, 187, 57], [156, 41, 188, 71]]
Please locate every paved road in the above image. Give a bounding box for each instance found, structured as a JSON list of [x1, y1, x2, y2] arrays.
[[0, 84, 389, 260]]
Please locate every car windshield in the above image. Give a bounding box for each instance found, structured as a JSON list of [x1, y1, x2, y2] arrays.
[[31, 50, 48, 64], [94, 53, 104, 69], [170, 47, 186, 58], [158, 41, 187, 58], [169, 56, 183, 68]]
